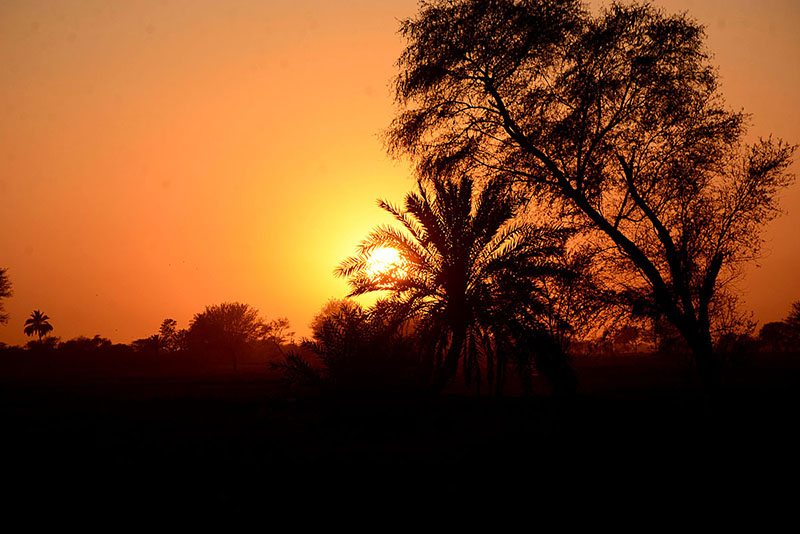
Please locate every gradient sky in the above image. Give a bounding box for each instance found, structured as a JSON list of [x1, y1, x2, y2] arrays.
[[1, 0, 798, 346]]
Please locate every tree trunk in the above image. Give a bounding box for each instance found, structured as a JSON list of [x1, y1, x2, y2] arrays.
[[433, 324, 466, 393], [495, 353, 506, 397], [671, 312, 719, 395], [689, 332, 718, 396]]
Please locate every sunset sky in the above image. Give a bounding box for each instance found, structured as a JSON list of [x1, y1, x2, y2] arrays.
[[1, 0, 798, 346]]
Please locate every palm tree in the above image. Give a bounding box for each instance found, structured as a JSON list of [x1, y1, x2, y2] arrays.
[[24, 310, 54, 342], [336, 176, 573, 393]]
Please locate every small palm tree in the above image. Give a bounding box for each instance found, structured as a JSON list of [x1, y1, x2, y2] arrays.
[[337, 176, 573, 393], [24, 310, 54, 342]]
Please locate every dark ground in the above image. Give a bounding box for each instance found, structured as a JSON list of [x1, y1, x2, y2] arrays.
[[1, 355, 799, 517]]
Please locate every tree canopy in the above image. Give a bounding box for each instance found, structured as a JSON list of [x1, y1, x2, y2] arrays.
[[23, 310, 54, 341], [388, 0, 796, 387], [187, 302, 267, 371], [0, 268, 11, 325]]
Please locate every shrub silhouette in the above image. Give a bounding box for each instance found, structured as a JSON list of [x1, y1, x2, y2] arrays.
[[287, 299, 425, 392]]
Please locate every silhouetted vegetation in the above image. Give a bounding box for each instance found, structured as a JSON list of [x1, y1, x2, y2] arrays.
[[186, 302, 289, 371], [538, 246, 620, 354], [131, 318, 189, 357], [785, 301, 800, 341], [387, 0, 796, 391], [57, 335, 133, 362], [23, 310, 53, 341], [1, 302, 293, 380], [757, 301, 800, 354], [0, 2, 795, 400], [335, 176, 577, 394], [296, 298, 425, 392], [1, 1, 798, 513], [158, 318, 186, 353], [0, 268, 10, 325]]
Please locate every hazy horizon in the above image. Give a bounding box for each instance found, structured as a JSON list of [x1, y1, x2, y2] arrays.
[[2, 0, 799, 346]]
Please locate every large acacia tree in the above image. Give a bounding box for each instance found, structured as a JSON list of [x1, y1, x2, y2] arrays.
[[388, 0, 795, 388]]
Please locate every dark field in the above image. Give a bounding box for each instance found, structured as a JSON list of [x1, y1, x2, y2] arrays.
[[2, 355, 799, 516]]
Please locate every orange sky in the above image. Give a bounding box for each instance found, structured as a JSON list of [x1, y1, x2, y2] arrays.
[[1, 0, 798, 346]]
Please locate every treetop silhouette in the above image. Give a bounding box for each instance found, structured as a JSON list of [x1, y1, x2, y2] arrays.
[[0, 268, 11, 325], [388, 0, 796, 389], [187, 302, 291, 371], [23, 310, 53, 342]]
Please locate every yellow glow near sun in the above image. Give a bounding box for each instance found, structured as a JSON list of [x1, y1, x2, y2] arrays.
[[365, 247, 405, 278]]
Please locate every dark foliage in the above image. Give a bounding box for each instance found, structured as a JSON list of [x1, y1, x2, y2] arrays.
[[23, 310, 53, 341], [336, 175, 576, 394], [270, 350, 322, 390], [131, 333, 161, 357], [290, 299, 426, 392], [785, 301, 800, 343], [388, 0, 796, 389], [187, 302, 270, 371], [0, 268, 11, 325], [759, 300, 800, 353]]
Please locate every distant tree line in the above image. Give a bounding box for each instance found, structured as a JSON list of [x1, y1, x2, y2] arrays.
[[130, 302, 294, 371], [0, 300, 294, 375], [0, 275, 797, 392], [753, 302, 800, 355]]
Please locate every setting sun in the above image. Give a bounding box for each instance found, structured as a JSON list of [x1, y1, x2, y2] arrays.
[[365, 247, 406, 279]]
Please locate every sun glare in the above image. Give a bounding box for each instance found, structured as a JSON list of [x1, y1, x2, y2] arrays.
[[365, 247, 406, 279]]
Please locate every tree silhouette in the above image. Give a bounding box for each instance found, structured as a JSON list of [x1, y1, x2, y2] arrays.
[[538, 246, 620, 354], [23, 310, 53, 342], [187, 302, 266, 371], [132, 334, 161, 356], [337, 176, 573, 393], [785, 301, 800, 337], [758, 322, 792, 354], [388, 0, 796, 390], [299, 298, 422, 390], [0, 268, 11, 325], [767, 301, 800, 350], [309, 299, 365, 343], [263, 317, 294, 346], [158, 318, 180, 353]]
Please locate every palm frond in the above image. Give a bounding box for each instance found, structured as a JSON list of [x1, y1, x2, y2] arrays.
[[377, 198, 426, 244]]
